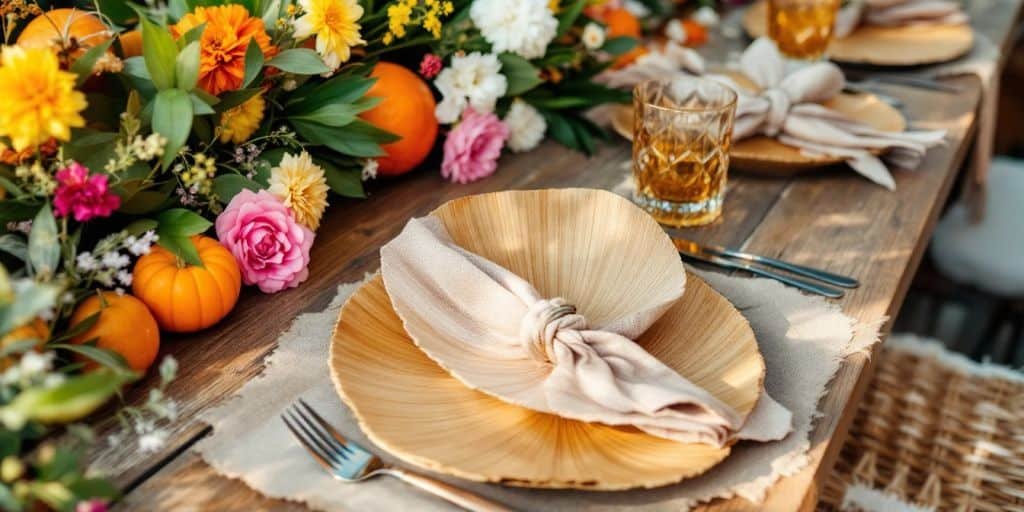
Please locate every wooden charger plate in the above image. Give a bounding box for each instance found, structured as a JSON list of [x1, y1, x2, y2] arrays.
[[330, 189, 766, 490], [742, 1, 973, 66], [611, 87, 906, 176]]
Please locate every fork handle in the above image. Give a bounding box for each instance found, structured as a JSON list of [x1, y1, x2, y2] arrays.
[[387, 468, 514, 512]]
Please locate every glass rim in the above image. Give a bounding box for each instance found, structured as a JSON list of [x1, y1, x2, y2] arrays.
[[634, 78, 738, 114]]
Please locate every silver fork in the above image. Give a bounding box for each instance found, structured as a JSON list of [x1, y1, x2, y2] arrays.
[[282, 399, 512, 512]]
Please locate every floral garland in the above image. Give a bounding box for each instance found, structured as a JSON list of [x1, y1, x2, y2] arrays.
[[0, 0, 718, 509]]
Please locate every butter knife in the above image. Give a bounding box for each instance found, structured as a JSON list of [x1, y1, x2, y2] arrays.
[[677, 245, 845, 298], [674, 239, 860, 289]]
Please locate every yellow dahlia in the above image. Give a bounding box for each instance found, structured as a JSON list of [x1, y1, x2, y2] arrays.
[[293, 0, 366, 70], [0, 46, 87, 151], [268, 151, 330, 230], [218, 93, 265, 144]]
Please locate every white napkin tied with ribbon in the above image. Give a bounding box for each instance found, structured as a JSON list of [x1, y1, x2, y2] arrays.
[[379, 216, 791, 447], [719, 38, 947, 189], [834, 0, 969, 38]]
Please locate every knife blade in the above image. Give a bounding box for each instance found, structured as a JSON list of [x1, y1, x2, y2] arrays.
[[673, 238, 860, 289], [677, 245, 845, 298]]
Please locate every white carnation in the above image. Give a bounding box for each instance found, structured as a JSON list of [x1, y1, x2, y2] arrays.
[[693, 6, 720, 27], [503, 100, 546, 153], [470, 0, 558, 59], [665, 19, 688, 44], [434, 52, 508, 124], [582, 23, 606, 51]]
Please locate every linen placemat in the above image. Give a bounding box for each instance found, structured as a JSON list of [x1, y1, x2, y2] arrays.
[[194, 268, 881, 510]]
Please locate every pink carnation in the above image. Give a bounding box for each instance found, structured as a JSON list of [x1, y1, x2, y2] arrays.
[[53, 162, 120, 222], [418, 53, 443, 79], [441, 108, 509, 184], [215, 189, 314, 294]]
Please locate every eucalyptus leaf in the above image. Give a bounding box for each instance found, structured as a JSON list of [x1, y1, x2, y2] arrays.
[[152, 89, 194, 168], [0, 280, 60, 336], [242, 38, 264, 88], [190, 93, 216, 115], [265, 48, 330, 75], [176, 41, 201, 91], [27, 205, 59, 279], [0, 234, 27, 262]]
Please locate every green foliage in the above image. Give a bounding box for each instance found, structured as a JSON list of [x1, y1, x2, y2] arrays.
[[498, 53, 543, 96], [212, 174, 260, 203], [152, 89, 194, 168], [602, 37, 639, 56], [137, 14, 179, 91], [266, 49, 331, 75], [155, 209, 212, 266], [0, 370, 135, 430], [26, 205, 58, 280], [69, 40, 115, 88]]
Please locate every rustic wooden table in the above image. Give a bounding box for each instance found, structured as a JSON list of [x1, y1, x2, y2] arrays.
[[90, 3, 1023, 510]]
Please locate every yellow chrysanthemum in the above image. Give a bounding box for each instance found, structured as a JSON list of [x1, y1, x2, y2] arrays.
[[293, 0, 366, 70], [218, 93, 265, 144], [268, 151, 330, 230], [0, 46, 87, 151]]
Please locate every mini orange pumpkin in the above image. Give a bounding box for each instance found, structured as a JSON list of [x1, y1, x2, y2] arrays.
[[70, 292, 159, 372], [118, 29, 143, 58], [132, 235, 242, 333], [17, 8, 111, 61], [0, 318, 50, 370]]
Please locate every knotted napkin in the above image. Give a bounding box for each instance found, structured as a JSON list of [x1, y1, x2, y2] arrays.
[[719, 38, 947, 189], [380, 216, 791, 447], [834, 0, 968, 38], [596, 41, 706, 89]]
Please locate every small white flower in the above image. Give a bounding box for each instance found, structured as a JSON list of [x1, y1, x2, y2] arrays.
[[361, 159, 379, 181], [433, 52, 508, 124], [582, 23, 606, 51], [116, 270, 133, 287], [18, 351, 53, 376], [470, 0, 558, 59], [693, 6, 720, 27], [76, 252, 99, 271], [159, 355, 178, 384], [138, 429, 168, 453], [665, 19, 688, 44], [101, 251, 130, 270], [106, 432, 124, 448], [0, 367, 21, 385], [43, 373, 65, 388], [114, 287, 126, 296], [503, 100, 547, 153], [282, 78, 298, 91], [60, 292, 75, 305], [624, 0, 651, 17]]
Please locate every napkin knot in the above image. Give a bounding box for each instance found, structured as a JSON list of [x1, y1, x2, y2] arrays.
[[520, 298, 585, 363], [761, 88, 792, 136]]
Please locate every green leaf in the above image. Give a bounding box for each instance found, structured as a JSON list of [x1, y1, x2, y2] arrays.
[[0, 281, 60, 337], [265, 48, 330, 75], [541, 110, 579, 151], [118, 188, 174, 215], [27, 204, 59, 278], [0, 234, 27, 262], [0, 370, 133, 429], [212, 174, 260, 203], [49, 344, 131, 372], [0, 484, 20, 512], [557, 0, 586, 37], [286, 75, 377, 114], [152, 89, 194, 168], [319, 159, 365, 198], [124, 219, 159, 236], [137, 14, 178, 90], [47, 311, 99, 343], [0, 200, 39, 224], [176, 41, 201, 91], [601, 36, 639, 56], [27, 482, 74, 512], [287, 98, 381, 127], [181, 22, 207, 46], [242, 38, 264, 88], [158, 235, 203, 266], [0, 176, 25, 198], [215, 88, 262, 112], [70, 39, 115, 87], [63, 130, 118, 171], [156, 208, 212, 237], [527, 96, 592, 109], [291, 119, 399, 158], [66, 478, 119, 503], [190, 93, 216, 115], [97, 0, 138, 25], [498, 53, 543, 96]]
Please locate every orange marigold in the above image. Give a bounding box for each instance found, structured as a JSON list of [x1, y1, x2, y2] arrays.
[[171, 5, 276, 95]]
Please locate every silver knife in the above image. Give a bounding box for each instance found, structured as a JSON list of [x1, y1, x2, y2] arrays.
[[674, 238, 860, 289], [676, 244, 845, 298], [851, 76, 963, 94]]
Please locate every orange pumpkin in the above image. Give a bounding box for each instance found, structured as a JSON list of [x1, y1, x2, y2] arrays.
[[118, 29, 143, 58], [360, 62, 439, 176], [69, 293, 160, 372], [132, 235, 242, 333], [17, 8, 111, 60], [0, 318, 50, 369]]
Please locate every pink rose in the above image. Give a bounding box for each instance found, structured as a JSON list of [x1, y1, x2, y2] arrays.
[[215, 190, 314, 293], [419, 53, 442, 79], [53, 162, 120, 222], [441, 107, 509, 184]]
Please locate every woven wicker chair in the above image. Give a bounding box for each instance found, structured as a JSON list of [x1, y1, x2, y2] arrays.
[[820, 334, 1024, 512]]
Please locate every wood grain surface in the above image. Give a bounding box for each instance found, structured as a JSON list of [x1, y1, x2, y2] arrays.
[[108, 1, 1024, 509]]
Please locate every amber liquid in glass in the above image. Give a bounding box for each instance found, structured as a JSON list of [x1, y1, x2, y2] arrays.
[[633, 124, 731, 227], [767, 0, 839, 60]]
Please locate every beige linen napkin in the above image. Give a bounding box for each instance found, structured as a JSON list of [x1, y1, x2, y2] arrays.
[[595, 42, 705, 89], [835, 0, 968, 38], [194, 269, 881, 510], [379, 216, 790, 447], [722, 38, 947, 189]]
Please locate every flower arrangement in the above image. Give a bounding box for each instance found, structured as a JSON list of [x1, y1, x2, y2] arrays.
[[0, 0, 713, 508]]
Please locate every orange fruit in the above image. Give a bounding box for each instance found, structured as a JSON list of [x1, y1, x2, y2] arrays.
[[118, 29, 143, 57], [17, 8, 111, 60], [360, 62, 439, 176], [69, 292, 160, 373], [680, 19, 708, 47], [132, 235, 242, 333], [600, 8, 645, 69], [0, 318, 50, 369]]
